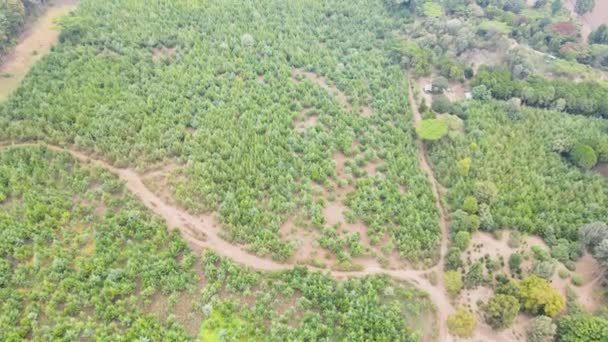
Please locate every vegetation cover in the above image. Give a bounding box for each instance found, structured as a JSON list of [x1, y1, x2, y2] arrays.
[[429, 101, 608, 246], [0, 146, 432, 341], [0, 0, 440, 263]]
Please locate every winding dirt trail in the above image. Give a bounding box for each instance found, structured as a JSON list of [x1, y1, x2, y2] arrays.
[[0, 77, 519, 341]]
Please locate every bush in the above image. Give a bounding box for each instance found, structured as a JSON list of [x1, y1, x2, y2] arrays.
[[447, 307, 476, 337], [509, 253, 523, 274], [569, 143, 598, 170], [507, 231, 522, 248], [474, 181, 498, 204], [589, 24, 608, 45], [445, 270, 463, 298], [531, 260, 556, 280], [464, 262, 484, 289], [483, 294, 520, 330], [571, 275, 583, 286], [445, 247, 463, 270], [416, 119, 448, 141], [526, 316, 556, 342], [454, 231, 471, 251], [431, 95, 453, 113], [558, 269, 570, 279], [462, 196, 478, 214]]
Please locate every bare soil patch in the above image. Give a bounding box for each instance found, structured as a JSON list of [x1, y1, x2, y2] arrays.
[[294, 113, 319, 132], [566, 0, 608, 41], [0, 3, 77, 101], [594, 163, 608, 178], [152, 46, 177, 61]]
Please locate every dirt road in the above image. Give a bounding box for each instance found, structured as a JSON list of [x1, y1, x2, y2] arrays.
[[0, 1, 78, 101]]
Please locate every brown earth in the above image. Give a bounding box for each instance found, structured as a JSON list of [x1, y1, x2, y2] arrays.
[[0, 2, 77, 101]]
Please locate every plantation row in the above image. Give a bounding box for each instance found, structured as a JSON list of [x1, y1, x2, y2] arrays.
[[0, 146, 431, 341], [0, 0, 440, 262]]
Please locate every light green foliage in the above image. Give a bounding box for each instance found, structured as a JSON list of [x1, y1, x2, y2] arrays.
[[0, 0, 440, 263], [457, 158, 472, 177], [444, 270, 463, 298], [478, 20, 511, 34], [570, 143, 598, 170], [416, 119, 448, 141], [428, 102, 608, 241], [518, 275, 565, 317], [557, 314, 608, 342], [462, 196, 478, 214], [570, 275, 583, 286], [447, 307, 476, 337], [483, 294, 520, 330], [558, 269, 570, 279], [422, 2, 444, 17], [454, 231, 471, 251]]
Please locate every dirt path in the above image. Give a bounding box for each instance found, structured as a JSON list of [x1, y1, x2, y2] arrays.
[[0, 76, 515, 341], [0, 142, 450, 329], [407, 78, 453, 342], [0, 1, 78, 101]]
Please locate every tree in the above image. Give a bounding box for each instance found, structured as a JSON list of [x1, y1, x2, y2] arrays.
[[579, 222, 608, 253], [472, 85, 491, 100], [457, 158, 472, 177], [462, 196, 478, 214], [464, 262, 484, 289], [454, 231, 471, 251], [447, 307, 476, 337], [483, 294, 520, 330], [474, 181, 498, 204], [575, 0, 595, 15], [531, 260, 556, 280], [589, 24, 608, 45], [432, 76, 449, 94], [509, 253, 523, 274], [526, 316, 556, 342], [445, 247, 463, 270], [518, 275, 565, 317], [416, 119, 448, 141], [593, 239, 608, 268], [445, 270, 463, 298], [432, 95, 453, 113], [450, 210, 474, 233], [569, 143, 597, 170], [551, 0, 563, 14], [557, 314, 608, 342]]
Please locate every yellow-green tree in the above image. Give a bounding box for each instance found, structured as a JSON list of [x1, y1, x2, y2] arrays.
[[447, 307, 476, 337], [518, 276, 565, 317]]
